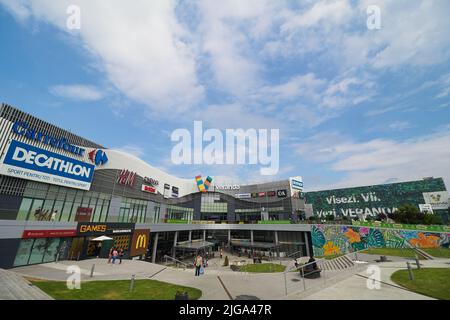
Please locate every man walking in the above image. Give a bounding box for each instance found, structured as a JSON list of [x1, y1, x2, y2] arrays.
[[112, 248, 118, 265], [119, 249, 124, 264]]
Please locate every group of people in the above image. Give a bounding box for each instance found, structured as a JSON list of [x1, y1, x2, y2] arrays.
[[108, 248, 125, 265]]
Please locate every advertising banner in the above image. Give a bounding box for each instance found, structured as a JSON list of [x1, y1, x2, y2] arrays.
[[422, 191, 449, 210], [74, 207, 93, 222], [0, 140, 94, 190], [130, 229, 150, 257], [22, 229, 77, 239], [305, 178, 448, 218], [351, 220, 450, 233]]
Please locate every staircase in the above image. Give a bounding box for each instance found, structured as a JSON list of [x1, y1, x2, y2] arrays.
[[320, 255, 355, 271], [0, 269, 53, 300]]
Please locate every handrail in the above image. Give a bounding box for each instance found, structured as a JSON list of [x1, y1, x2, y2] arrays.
[[287, 250, 303, 258], [163, 255, 191, 268]]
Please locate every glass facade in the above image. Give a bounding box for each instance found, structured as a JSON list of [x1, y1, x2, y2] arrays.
[[13, 237, 72, 267]]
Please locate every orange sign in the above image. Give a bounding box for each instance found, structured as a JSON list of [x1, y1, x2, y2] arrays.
[[130, 229, 150, 257]]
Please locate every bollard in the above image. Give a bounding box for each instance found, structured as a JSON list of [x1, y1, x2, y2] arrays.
[[90, 264, 95, 278], [414, 255, 421, 270], [129, 274, 136, 293], [406, 262, 414, 280]]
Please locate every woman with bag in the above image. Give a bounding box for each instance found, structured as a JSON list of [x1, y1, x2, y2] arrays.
[[194, 254, 203, 276]]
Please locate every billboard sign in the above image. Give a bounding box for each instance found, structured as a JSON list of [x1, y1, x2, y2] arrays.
[[306, 178, 448, 219], [0, 140, 94, 190], [422, 191, 449, 210]]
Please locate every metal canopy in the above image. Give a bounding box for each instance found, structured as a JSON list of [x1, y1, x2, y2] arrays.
[[230, 240, 281, 249], [174, 240, 215, 251]]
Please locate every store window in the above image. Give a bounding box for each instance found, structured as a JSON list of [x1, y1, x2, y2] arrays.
[[16, 198, 33, 220], [42, 238, 61, 263], [13, 239, 34, 266], [28, 238, 48, 264]]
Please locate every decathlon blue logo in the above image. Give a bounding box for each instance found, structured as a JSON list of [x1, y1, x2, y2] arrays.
[[3, 140, 95, 183], [292, 179, 303, 189], [88, 149, 108, 166]]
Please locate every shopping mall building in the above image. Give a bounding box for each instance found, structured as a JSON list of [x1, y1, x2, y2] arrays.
[[1, 103, 448, 269], [0, 103, 311, 268]]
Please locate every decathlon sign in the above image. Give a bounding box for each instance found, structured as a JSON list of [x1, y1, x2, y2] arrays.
[[12, 121, 85, 157], [0, 140, 94, 190]]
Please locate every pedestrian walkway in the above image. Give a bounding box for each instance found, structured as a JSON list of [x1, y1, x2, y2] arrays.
[[0, 268, 53, 300]]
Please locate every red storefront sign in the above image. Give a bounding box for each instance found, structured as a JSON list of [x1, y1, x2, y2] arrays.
[[258, 192, 266, 197], [141, 185, 157, 194], [22, 229, 77, 239], [75, 207, 93, 222]]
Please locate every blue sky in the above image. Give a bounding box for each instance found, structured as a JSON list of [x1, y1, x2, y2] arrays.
[[1, 0, 450, 191]]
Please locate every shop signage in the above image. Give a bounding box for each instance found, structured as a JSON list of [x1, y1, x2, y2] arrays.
[[141, 185, 157, 194], [12, 121, 85, 157], [22, 229, 77, 239], [117, 169, 137, 187], [77, 223, 135, 236], [422, 191, 449, 210], [75, 207, 93, 222], [130, 229, 150, 257], [144, 177, 159, 186], [164, 183, 170, 190], [267, 191, 276, 197], [277, 189, 287, 198], [88, 149, 108, 166], [251, 193, 258, 198], [419, 204, 434, 214], [258, 192, 266, 197], [172, 186, 179, 198], [235, 193, 251, 199], [291, 179, 303, 190], [215, 185, 240, 190], [0, 140, 94, 190]]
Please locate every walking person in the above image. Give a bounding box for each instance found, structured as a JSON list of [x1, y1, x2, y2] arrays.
[[220, 248, 223, 259], [119, 249, 124, 264], [111, 248, 119, 265], [194, 254, 203, 276]]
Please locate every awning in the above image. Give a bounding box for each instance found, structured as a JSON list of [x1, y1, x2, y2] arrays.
[[91, 235, 113, 241]]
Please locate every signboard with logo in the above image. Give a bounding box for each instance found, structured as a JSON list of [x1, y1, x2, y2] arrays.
[[172, 186, 179, 198], [419, 203, 434, 214], [306, 178, 448, 219], [130, 229, 150, 257], [142, 185, 157, 194], [22, 229, 77, 239], [235, 193, 251, 199], [277, 189, 287, 198], [75, 207, 93, 222], [77, 223, 135, 237], [267, 191, 276, 197], [0, 140, 95, 190], [116, 169, 137, 187], [422, 191, 449, 210], [258, 192, 266, 197]]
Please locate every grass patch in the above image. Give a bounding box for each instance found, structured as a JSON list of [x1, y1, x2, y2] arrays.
[[391, 268, 450, 300], [29, 279, 202, 300], [239, 263, 286, 273], [421, 248, 450, 259], [363, 248, 426, 259]]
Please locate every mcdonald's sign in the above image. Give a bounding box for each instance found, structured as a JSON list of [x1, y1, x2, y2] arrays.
[[130, 229, 150, 257]]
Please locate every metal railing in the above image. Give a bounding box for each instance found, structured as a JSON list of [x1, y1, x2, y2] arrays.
[[163, 255, 192, 269], [282, 248, 369, 297]]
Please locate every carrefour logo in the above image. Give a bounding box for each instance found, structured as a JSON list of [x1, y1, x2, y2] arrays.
[[88, 149, 108, 166], [3, 140, 94, 182]]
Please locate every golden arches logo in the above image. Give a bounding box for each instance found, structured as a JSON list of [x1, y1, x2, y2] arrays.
[[136, 234, 147, 249]]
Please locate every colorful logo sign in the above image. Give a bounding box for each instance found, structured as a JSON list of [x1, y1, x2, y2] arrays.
[[0, 140, 94, 190], [88, 149, 108, 166], [141, 184, 157, 194], [195, 175, 212, 193]]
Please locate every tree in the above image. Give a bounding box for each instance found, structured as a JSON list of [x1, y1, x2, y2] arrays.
[[325, 214, 335, 221], [390, 204, 442, 225]]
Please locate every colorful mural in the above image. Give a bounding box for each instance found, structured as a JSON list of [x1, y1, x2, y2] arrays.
[[311, 224, 450, 256]]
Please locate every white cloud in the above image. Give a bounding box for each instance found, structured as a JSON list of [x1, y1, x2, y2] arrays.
[[388, 121, 411, 131], [113, 145, 145, 158], [4, 0, 204, 113], [297, 128, 450, 190], [49, 84, 104, 101]]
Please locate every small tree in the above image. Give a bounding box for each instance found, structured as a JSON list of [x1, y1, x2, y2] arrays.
[[223, 256, 229, 267], [325, 214, 335, 221]]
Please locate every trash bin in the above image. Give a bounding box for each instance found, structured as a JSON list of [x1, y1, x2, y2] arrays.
[[175, 291, 189, 300]]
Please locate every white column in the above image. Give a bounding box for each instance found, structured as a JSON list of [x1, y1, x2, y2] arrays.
[[203, 230, 206, 241], [188, 230, 192, 242], [172, 231, 178, 257], [250, 230, 254, 244], [151, 233, 159, 263], [304, 232, 310, 257]]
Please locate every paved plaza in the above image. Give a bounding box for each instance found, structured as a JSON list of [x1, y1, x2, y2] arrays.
[[6, 254, 449, 300]]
